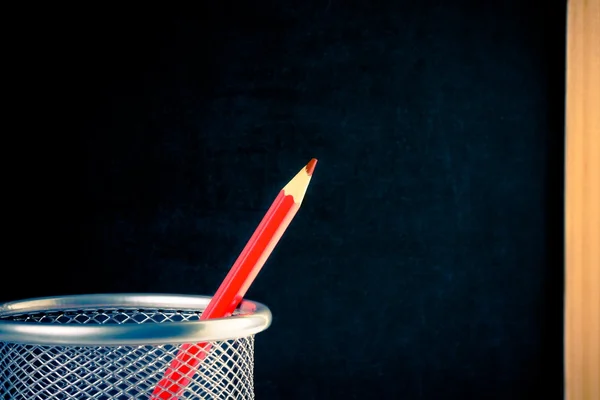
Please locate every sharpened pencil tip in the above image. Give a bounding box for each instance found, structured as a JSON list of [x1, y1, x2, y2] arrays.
[[306, 158, 318, 176]]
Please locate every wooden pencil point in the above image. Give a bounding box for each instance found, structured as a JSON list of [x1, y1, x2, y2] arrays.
[[282, 159, 317, 203]]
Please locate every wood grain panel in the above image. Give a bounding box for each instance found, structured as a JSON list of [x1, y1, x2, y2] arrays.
[[565, 0, 600, 399]]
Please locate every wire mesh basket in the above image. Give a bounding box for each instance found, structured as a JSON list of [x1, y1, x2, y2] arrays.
[[0, 293, 272, 399]]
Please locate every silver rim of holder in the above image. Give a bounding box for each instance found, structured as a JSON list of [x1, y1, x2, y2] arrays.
[[0, 293, 272, 346]]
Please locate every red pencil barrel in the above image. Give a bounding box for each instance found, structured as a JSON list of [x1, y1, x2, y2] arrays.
[[151, 192, 296, 399]]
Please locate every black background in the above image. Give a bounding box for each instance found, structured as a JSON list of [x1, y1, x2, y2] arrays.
[[4, 1, 566, 399]]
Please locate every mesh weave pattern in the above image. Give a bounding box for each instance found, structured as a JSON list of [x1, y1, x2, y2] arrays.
[[0, 308, 255, 399]]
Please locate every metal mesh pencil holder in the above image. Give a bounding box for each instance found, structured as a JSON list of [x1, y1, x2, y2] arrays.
[[0, 293, 272, 399]]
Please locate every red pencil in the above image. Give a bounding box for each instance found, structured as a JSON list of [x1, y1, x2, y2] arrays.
[[151, 158, 317, 400]]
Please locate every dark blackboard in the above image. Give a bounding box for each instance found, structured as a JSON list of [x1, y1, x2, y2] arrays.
[[3, 2, 565, 399]]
